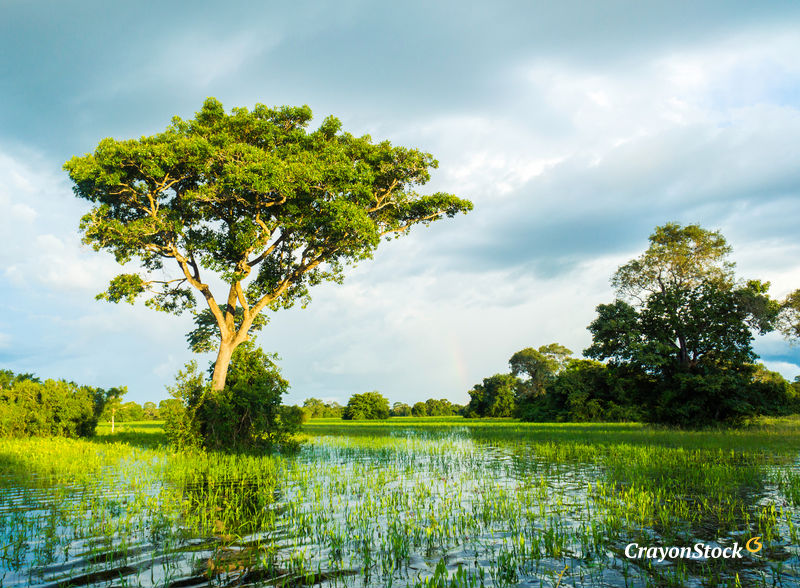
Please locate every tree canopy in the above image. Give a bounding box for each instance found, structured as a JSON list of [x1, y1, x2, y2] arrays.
[[611, 222, 734, 301], [302, 398, 343, 418], [65, 98, 473, 390], [390, 402, 412, 417]]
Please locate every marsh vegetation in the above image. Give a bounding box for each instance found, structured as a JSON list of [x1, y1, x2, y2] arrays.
[[2, 418, 800, 587]]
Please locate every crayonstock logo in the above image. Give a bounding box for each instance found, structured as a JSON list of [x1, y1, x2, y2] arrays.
[[624, 537, 763, 562]]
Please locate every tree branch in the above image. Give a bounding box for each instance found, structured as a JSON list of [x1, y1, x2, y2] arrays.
[[248, 232, 285, 267], [171, 249, 227, 335], [378, 211, 444, 237], [250, 252, 328, 317]]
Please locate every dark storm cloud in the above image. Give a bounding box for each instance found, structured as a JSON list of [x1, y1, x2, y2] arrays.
[[3, 0, 800, 158]]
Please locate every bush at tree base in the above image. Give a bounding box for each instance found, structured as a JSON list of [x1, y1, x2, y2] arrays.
[[164, 343, 301, 452]]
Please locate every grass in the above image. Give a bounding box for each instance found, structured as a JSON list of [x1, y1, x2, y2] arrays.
[[1, 417, 799, 587]]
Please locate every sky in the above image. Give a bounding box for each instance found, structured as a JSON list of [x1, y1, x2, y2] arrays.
[[1, 1, 799, 406]]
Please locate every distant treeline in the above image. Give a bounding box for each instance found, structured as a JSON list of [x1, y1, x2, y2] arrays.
[[298, 394, 466, 420], [297, 355, 799, 425], [0, 369, 123, 438], [99, 397, 182, 423], [465, 347, 800, 424], [296, 365, 799, 425]]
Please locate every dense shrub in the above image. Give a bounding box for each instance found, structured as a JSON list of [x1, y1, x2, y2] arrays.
[[645, 365, 799, 427], [514, 358, 797, 426], [280, 405, 308, 429], [0, 371, 112, 438], [517, 359, 644, 423], [158, 398, 183, 422], [342, 391, 390, 420], [750, 365, 800, 415], [465, 374, 517, 418], [164, 343, 300, 451]]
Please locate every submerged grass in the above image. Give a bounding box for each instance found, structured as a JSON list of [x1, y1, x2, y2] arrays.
[[1, 417, 799, 587]]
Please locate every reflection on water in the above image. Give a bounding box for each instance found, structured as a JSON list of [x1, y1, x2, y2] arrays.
[[1, 425, 799, 587]]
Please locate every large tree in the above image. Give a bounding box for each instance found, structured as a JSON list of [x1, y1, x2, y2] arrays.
[[588, 224, 779, 372], [65, 98, 472, 390], [585, 223, 784, 425]]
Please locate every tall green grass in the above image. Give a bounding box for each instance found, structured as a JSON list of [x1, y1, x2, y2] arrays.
[[1, 417, 798, 587]]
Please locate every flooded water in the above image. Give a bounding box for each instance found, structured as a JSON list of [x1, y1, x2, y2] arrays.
[[2, 426, 800, 587]]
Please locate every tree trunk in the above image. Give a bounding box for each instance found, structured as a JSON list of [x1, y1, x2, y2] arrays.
[[211, 339, 236, 391], [677, 334, 689, 367]]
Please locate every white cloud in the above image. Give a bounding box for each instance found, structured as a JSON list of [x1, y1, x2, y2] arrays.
[[761, 360, 800, 381], [0, 149, 124, 293], [10, 203, 36, 222], [0, 151, 46, 230], [154, 355, 182, 379], [276, 252, 620, 404]]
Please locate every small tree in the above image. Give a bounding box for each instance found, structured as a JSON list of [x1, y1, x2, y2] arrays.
[[342, 391, 390, 420], [99, 387, 127, 432], [142, 401, 159, 419], [781, 289, 800, 340], [391, 402, 412, 416], [64, 98, 472, 392], [509, 343, 572, 407], [411, 402, 428, 417]]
